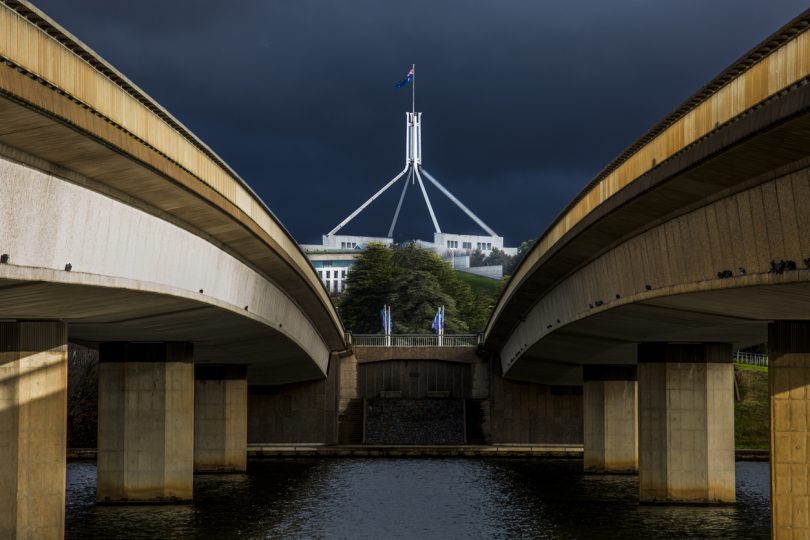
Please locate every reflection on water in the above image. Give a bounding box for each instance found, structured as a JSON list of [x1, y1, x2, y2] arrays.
[[66, 459, 770, 539]]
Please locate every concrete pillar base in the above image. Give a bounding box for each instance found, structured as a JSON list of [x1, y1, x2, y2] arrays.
[[583, 365, 637, 474], [0, 322, 68, 540], [769, 321, 810, 539], [97, 342, 194, 503], [194, 365, 247, 473], [638, 343, 735, 504]]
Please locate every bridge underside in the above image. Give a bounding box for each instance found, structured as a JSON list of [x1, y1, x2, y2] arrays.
[[509, 281, 810, 384], [0, 276, 321, 384]]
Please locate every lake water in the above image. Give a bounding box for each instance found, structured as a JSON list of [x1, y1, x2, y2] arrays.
[[66, 458, 770, 539]]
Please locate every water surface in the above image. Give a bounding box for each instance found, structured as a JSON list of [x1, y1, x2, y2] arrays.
[[66, 459, 770, 539]]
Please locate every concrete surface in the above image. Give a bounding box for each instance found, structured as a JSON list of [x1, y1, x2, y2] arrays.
[[583, 366, 637, 473], [194, 366, 247, 473], [769, 321, 810, 539], [638, 343, 735, 504], [96, 343, 194, 503], [0, 322, 67, 540]]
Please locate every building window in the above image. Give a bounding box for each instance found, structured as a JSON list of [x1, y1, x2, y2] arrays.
[[463, 242, 471, 249], [318, 270, 323, 278], [341, 282, 347, 292], [326, 270, 330, 279], [342, 270, 347, 279], [487, 243, 492, 250], [333, 281, 338, 293], [323, 261, 332, 267], [326, 280, 331, 289]]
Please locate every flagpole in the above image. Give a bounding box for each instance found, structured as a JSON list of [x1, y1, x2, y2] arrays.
[[412, 63, 415, 115]]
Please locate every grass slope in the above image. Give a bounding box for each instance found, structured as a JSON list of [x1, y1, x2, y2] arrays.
[[455, 270, 501, 296], [735, 364, 769, 450]]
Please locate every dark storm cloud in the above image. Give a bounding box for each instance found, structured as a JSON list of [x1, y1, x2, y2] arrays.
[[30, 0, 810, 244]]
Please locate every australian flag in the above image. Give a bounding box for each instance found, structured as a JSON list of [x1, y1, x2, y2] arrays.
[[395, 67, 414, 89]]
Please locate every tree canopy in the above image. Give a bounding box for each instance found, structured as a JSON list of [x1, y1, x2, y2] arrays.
[[339, 243, 491, 334]]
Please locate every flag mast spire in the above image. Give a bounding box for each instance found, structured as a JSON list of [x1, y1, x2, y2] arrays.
[[412, 63, 415, 116]]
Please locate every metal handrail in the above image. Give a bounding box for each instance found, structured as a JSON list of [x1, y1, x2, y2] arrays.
[[733, 351, 768, 368], [350, 334, 481, 347]]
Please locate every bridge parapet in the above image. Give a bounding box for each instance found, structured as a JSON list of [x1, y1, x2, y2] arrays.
[[349, 334, 481, 347]]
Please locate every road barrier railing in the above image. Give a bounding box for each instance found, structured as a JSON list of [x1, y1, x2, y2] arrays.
[[733, 351, 768, 368], [350, 334, 481, 347]]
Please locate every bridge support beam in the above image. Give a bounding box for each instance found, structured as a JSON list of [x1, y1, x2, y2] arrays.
[[97, 342, 194, 503], [769, 321, 810, 539], [0, 322, 67, 540], [583, 365, 637, 473], [637, 343, 735, 504], [194, 365, 247, 473]]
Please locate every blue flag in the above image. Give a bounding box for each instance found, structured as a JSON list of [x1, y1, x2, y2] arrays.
[[395, 67, 414, 89]]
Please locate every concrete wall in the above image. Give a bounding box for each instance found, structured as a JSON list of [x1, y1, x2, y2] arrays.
[[490, 367, 583, 444], [458, 265, 503, 280], [244, 351, 583, 446], [247, 358, 338, 444]]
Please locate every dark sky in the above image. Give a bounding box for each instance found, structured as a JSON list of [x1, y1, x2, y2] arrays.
[[31, 0, 808, 246]]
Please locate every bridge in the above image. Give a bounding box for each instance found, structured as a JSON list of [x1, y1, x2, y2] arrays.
[[0, 1, 345, 537], [1, 0, 808, 538], [484, 8, 810, 537]]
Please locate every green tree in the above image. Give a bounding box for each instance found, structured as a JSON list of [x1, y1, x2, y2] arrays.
[[387, 270, 465, 333], [339, 243, 393, 333], [339, 243, 489, 333]]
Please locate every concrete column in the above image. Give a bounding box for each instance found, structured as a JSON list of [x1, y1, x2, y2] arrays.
[[194, 365, 247, 473], [583, 365, 637, 473], [97, 342, 194, 503], [769, 321, 810, 539], [0, 322, 67, 540], [637, 343, 735, 504]]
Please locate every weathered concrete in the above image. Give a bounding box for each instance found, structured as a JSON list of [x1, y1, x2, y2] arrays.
[[0, 154, 330, 381], [769, 321, 810, 539], [490, 365, 583, 445], [0, 321, 67, 540], [583, 365, 637, 473], [97, 342, 194, 503], [638, 343, 735, 504], [353, 346, 479, 363], [248, 357, 338, 444], [194, 365, 247, 473]]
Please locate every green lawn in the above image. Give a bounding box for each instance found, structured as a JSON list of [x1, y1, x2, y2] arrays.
[[455, 270, 501, 296], [735, 364, 769, 449]]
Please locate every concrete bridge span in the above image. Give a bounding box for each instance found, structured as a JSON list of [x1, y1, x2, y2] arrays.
[[0, 1, 344, 372], [0, 1, 346, 536], [485, 9, 810, 535]]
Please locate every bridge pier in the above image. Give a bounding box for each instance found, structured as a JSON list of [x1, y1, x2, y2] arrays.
[[194, 365, 247, 473], [769, 321, 810, 539], [0, 322, 67, 540], [582, 365, 637, 473], [97, 342, 194, 503], [637, 343, 735, 504]]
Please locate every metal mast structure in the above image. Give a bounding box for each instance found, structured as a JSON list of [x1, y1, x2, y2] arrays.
[[327, 65, 497, 240]]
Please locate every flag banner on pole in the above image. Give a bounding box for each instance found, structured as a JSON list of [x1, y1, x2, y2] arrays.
[[395, 67, 414, 89], [431, 307, 442, 334], [380, 306, 388, 335]]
